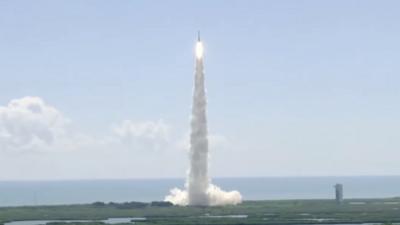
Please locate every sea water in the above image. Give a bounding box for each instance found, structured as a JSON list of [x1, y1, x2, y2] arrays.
[[0, 176, 399, 207]]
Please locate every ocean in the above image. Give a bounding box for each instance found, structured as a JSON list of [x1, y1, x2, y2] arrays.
[[0, 176, 399, 207]]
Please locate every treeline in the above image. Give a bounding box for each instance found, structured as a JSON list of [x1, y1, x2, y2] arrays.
[[91, 201, 173, 209]]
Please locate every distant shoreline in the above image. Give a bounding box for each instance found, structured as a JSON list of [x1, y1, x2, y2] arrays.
[[1, 177, 400, 207]]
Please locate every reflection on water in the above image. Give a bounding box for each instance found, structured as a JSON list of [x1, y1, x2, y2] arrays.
[[4, 218, 146, 225], [5, 221, 90, 225], [103, 218, 146, 224], [202, 214, 248, 218]]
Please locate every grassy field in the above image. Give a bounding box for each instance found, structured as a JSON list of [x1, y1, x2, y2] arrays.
[[1, 198, 400, 225]]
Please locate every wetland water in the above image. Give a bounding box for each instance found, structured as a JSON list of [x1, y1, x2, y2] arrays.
[[4, 218, 147, 225]]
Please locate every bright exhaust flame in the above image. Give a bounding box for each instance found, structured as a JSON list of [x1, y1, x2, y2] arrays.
[[195, 41, 204, 59]]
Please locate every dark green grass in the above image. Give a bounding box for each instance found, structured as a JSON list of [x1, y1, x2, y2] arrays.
[[1, 198, 400, 225]]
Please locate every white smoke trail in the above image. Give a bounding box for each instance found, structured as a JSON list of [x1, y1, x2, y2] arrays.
[[165, 39, 242, 206]]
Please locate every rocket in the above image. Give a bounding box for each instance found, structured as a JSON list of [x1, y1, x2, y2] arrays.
[[195, 32, 204, 59]]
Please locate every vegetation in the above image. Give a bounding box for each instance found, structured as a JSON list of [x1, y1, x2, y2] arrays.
[[1, 198, 400, 225], [108, 201, 148, 209], [91, 201, 171, 209], [149, 202, 173, 207]]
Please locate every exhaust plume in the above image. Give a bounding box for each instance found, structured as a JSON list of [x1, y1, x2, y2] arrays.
[[165, 38, 242, 206]]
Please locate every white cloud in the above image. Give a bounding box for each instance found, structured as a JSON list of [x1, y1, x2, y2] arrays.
[[0, 97, 176, 154], [113, 119, 169, 141], [208, 134, 229, 151], [0, 96, 230, 179], [112, 119, 171, 151], [0, 96, 69, 152]]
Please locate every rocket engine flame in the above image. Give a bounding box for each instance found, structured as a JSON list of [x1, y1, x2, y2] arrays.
[[165, 35, 242, 206], [195, 41, 204, 59]]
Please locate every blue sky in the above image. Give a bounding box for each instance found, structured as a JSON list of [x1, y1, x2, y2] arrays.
[[0, 0, 400, 179]]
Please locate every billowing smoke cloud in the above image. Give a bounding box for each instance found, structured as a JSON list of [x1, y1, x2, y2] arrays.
[[165, 41, 242, 206]]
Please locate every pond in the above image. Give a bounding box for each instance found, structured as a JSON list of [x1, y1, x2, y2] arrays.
[[4, 218, 146, 225], [202, 214, 248, 218]]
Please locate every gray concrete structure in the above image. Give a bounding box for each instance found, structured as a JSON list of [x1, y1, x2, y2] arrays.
[[334, 183, 343, 204]]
